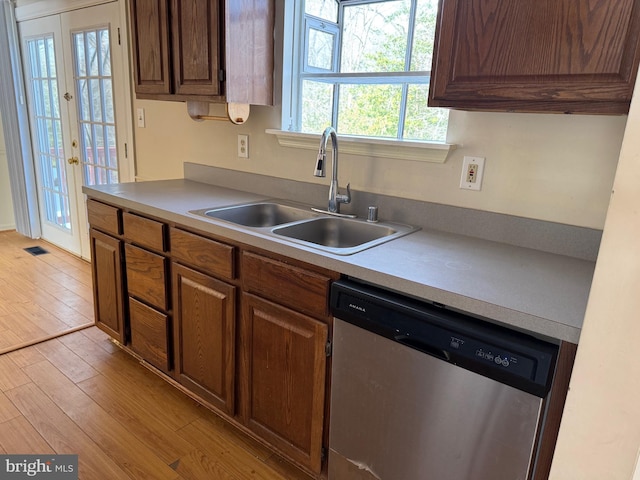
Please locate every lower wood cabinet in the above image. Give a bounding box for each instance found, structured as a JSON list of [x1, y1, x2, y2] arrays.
[[240, 293, 329, 474], [172, 263, 236, 415], [90, 228, 126, 343], [89, 200, 335, 477], [125, 244, 168, 311], [129, 297, 171, 373]]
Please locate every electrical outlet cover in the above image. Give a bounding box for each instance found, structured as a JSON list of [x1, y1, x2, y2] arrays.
[[460, 156, 485, 190], [237, 134, 249, 158]]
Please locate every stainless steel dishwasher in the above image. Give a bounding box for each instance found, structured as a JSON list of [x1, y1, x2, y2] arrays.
[[329, 279, 558, 480]]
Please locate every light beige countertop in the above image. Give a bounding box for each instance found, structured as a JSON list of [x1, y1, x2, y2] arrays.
[[84, 178, 595, 344]]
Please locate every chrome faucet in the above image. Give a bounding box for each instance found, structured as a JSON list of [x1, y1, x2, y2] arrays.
[[313, 126, 351, 214]]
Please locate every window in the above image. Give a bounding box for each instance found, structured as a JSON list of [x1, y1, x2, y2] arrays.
[[283, 0, 448, 143]]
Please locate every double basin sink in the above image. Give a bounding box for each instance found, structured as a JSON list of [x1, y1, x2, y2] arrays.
[[190, 201, 418, 255]]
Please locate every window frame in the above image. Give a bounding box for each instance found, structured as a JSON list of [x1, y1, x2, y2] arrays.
[[277, 0, 456, 163]]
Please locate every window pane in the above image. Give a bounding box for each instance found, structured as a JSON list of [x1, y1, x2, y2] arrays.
[[307, 27, 334, 70], [46, 37, 56, 77], [87, 31, 99, 76], [104, 79, 114, 123], [301, 80, 333, 133], [82, 123, 93, 165], [105, 125, 118, 169], [305, 0, 338, 22], [78, 79, 90, 121], [99, 29, 111, 76], [338, 84, 402, 138], [74, 32, 87, 77], [341, 0, 410, 73], [411, 0, 438, 71], [404, 84, 448, 141], [90, 79, 103, 121]]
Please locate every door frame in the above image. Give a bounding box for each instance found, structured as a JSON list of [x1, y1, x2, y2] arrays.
[[16, 0, 135, 259]]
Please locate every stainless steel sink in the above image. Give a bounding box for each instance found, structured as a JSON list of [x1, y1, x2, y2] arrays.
[[192, 202, 318, 227], [272, 216, 417, 255], [191, 201, 418, 255]]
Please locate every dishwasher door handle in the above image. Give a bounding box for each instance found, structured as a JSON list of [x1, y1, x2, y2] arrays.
[[394, 335, 450, 361]]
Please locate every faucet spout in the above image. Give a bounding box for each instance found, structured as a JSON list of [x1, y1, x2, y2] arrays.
[[314, 126, 351, 213]]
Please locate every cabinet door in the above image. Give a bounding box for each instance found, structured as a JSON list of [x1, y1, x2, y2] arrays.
[[90, 228, 126, 343], [240, 293, 328, 474], [171, 0, 222, 96], [429, 0, 640, 114], [130, 0, 171, 95], [173, 263, 235, 414]]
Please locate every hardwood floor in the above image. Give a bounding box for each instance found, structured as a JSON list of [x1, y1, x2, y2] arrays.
[[0, 231, 312, 480], [0, 231, 94, 354]]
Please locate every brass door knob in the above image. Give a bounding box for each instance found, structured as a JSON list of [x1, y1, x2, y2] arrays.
[[67, 156, 79, 165]]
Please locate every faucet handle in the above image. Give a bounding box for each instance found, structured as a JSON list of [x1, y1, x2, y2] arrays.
[[337, 183, 351, 205]]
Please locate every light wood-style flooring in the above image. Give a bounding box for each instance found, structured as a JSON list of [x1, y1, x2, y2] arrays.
[[0, 231, 311, 480], [0, 231, 94, 354]]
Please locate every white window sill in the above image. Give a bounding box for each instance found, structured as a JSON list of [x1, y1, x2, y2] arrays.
[[265, 129, 456, 163]]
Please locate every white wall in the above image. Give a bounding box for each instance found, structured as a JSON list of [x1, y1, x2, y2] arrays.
[[549, 71, 640, 479], [133, 99, 625, 230], [0, 115, 15, 231]]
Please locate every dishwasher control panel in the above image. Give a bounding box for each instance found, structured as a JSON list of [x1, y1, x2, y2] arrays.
[[331, 279, 558, 397]]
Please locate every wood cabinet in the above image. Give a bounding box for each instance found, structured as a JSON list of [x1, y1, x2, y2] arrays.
[[428, 0, 640, 114], [88, 201, 338, 477], [239, 251, 338, 474], [172, 263, 236, 414], [130, 0, 222, 100], [129, 0, 274, 105], [88, 200, 126, 343], [240, 293, 328, 474], [129, 297, 171, 372], [170, 227, 237, 413], [90, 228, 126, 343], [122, 212, 172, 373], [128, 0, 171, 95]]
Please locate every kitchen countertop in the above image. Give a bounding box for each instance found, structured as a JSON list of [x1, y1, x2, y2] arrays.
[[84, 179, 595, 344]]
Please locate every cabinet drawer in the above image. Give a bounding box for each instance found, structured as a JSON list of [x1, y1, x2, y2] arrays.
[[87, 199, 121, 235], [242, 252, 333, 318], [170, 228, 235, 280], [129, 297, 171, 373], [125, 244, 168, 310], [123, 212, 166, 252]]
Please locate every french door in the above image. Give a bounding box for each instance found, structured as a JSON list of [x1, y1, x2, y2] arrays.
[[19, 1, 133, 259]]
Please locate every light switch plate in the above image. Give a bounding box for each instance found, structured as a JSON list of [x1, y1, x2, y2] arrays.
[[136, 108, 145, 128]]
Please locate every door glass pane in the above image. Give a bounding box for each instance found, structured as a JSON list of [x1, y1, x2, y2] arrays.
[[72, 27, 119, 186], [25, 35, 71, 231]]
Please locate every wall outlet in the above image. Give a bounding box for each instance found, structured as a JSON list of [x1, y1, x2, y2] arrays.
[[460, 156, 485, 190], [237, 134, 249, 158]]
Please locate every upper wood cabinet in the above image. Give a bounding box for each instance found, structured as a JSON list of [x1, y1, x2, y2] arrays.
[[428, 0, 640, 114], [129, 0, 274, 105]]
